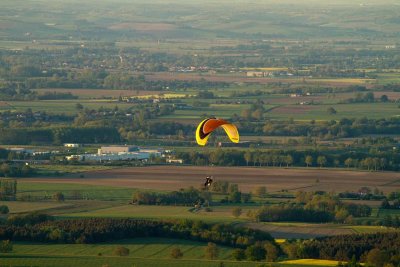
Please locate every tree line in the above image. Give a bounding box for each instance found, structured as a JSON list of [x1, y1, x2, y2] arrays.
[[0, 217, 275, 249], [132, 187, 209, 206], [236, 117, 400, 138], [301, 232, 400, 265], [247, 192, 372, 223], [0, 164, 34, 178], [0, 178, 17, 200], [177, 148, 400, 171], [0, 127, 121, 145]]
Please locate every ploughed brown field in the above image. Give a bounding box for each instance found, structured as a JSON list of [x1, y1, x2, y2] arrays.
[[25, 166, 400, 193]]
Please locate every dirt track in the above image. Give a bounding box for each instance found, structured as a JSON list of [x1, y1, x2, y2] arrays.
[[24, 166, 400, 193]]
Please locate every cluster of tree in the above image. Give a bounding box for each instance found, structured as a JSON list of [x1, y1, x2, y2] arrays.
[[0, 178, 17, 200], [0, 217, 275, 248], [296, 191, 372, 219], [0, 87, 78, 101], [6, 212, 54, 226], [339, 189, 385, 201], [247, 192, 372, 223], [170, 243, 222, 260], [0, 127, 121, 145], [210, 181, 251, 204], [388, 191, 400, 201], [273, 85, 367, 95], [232, 241, 280, 262], [229, 90, 266, 98], [301, 232, 400, 265], [239, 100, 267, 121], [0, 164, 34, 178], [197, 90, 215, 99], [132, 187, 208, 206], [248, 205, 333, 223], [380, 214, 400, 228], [341, 92, 392, 104], [0, 87, 36, 100], [37, 91, 78, 100], [16, 71, 229, 91], [0, 110, 74, 128], [381, 199, 400, 210]]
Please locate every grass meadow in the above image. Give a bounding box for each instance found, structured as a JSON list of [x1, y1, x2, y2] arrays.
[[0, 238, 341, 267]]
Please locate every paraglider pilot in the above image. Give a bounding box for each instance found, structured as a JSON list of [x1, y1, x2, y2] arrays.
[[204, 176, 213, 189]]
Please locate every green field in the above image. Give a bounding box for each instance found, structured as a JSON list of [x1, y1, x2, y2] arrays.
[[0, 255, 336, 267], [11, 238, 233, 260], [62, 204, 249, 223], [268, 103, 400, 121], [17, 182, 135, 201], [0, 100, 130, 115], [0, 239, 340, 267], [377, 208, 400, 218], [0, 200, 70, 214]]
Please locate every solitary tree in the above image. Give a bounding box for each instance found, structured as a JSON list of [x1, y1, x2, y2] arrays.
[[170, 247, 183, 259], [205, 242, 219, 260], [254, 186, 267, 198], [75, 103, 84, 110], [305, 156, 313, 167], [232, 207, 242, 218], [345, 158, 353, 168], [0, 205, 9, 214], [53, 192, 64, 202], [380, 94, 389, 102], [264, 242, 278, 262], [285, 155, 294, 167], [327, 107, 337, 114], [317, 156, 327, 168], [0, 240, 13, 253], [366, 248, 389, 267], [232, 248, 246, 261], [114, 246, 130, 256], [245, 243, 266, 261]]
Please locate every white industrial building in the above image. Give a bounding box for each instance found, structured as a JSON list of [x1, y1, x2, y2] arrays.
[[98, 146, 139, 154], [66, 146, 163, 162]]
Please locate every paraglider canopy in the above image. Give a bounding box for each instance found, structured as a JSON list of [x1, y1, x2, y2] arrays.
[[195, 117, 239, 146]]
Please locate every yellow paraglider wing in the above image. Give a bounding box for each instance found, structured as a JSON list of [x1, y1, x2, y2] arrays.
[[221, 123, 239, 143], [196, 118, 211, 146], [196, 118, 239, 146]]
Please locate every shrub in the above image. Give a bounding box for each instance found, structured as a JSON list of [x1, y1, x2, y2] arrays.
[[0, 205, 9, 214], [232, 207, 242, 218], [113, 246, 129, 256], [205, 242, 219, 260], [170, 247, 183, 259], [0, 240, 13, 253], [232, 248, 246, 261]]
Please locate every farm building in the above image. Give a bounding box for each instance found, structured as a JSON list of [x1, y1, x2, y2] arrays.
[[6, 147, 34, 154], [247, 71, 264, 77], [98, 146, 139, 154], [67, 152, 151, 162], [64, 143, 81, 148]]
